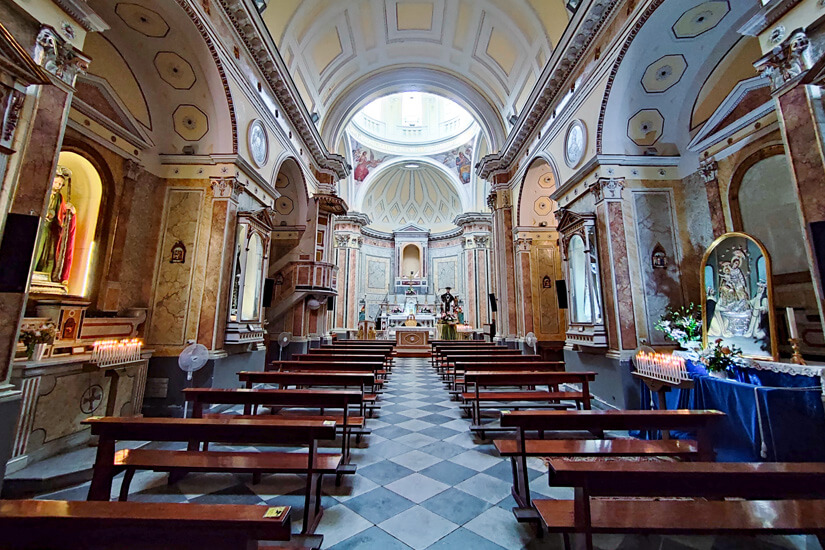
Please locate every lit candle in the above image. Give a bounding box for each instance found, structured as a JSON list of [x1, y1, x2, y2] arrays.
[[786, 307, 799, 339]]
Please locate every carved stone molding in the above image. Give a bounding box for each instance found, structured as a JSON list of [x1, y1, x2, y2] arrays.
[[516, 237, 532, 252], [315, 192, 348, 215], [590, 177, 625, 203], [474, 235, 491, 249], [35, 26, 89, 86], [699, 158, 719, 183], [476, 0, 621, 179], [216, 0, 349, 179], [755, 30, 814, 91], [333, 233, 349, 248], [2, 89, 25, 142], [486, 192, 498, 211], [211, 176, 245, 201], [123, 159, 143, 181]]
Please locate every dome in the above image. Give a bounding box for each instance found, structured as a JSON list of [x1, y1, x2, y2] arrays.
[[362, 163, 462, 233]]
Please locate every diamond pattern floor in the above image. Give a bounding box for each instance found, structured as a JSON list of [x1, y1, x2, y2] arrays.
[[38, 357, 816, 549]]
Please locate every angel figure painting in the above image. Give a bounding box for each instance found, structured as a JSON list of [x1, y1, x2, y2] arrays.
[[701, 233, 777, 360], [351, 141, 387, 183]]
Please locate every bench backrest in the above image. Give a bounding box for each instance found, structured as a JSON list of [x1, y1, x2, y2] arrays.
[[83, 416, 337, 445], [293, 353, 387, 362], [0, 500, 292, 550], [268, 360, 383, 372], [464, 371, 595, 386], [183, 388, 363, 410], [454, 360, 560, 371], [238, 371, 375, 388], [548, 460, 825, 499], [500, 409, 724, 432]]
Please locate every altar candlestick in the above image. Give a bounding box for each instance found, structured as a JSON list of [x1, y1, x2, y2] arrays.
[[786, 307, 799, 339]]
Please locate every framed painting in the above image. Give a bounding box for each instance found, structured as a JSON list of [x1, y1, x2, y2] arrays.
[[700, 232, 778, 360]]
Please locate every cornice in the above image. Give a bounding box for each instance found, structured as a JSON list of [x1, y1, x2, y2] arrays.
[[453, 212, 492, 227], [740, 0, 804, 37], [53, 0, 109, 32], [216, 0, 349, 180], [476, 0, 621, 180], [0, 21, 51, 87]]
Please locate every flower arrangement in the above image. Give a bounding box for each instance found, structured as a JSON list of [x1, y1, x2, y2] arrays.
[[700, 338, 744, 373], [19, 322, 57, 359], [655, 303, 702, 347], [439, 312, 458, 324]]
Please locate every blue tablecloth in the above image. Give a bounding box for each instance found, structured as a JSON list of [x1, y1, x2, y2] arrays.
[[636, 360, 825, 462]]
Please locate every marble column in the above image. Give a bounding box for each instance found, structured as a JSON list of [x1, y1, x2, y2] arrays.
[[757, 29, 825, 334], [699, 158, 726, 238], [196, 177, 243, 351], [0, 27, 88, 388], [515, 237, 534, 336], [593, 177, 637, 351], [488, 189, 517, 340]]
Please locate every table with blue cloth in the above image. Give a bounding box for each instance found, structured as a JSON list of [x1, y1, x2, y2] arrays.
[[636, 359, 825, 462]]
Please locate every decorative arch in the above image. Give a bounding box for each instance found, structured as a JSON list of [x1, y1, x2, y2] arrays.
[[352, 156, 472, 214], [728, 144, 787, 232], [321, 67, 505, 154], [271, 155, 309, 225], [516, 153, 559, 227]]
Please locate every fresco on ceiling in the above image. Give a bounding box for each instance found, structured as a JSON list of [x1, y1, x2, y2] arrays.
[[350, 138, 389, 183], [433, 141, 473, 184]]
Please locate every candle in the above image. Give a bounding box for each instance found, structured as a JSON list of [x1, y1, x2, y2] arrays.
[[786, 307, 798, 339]]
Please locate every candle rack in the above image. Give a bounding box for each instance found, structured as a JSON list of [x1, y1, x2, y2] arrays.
[[90, 338, 143, 368], [632, 352, 694, 437]]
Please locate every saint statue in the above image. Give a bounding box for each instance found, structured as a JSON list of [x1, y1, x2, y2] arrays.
[[440, 287, 456, 314], [34, 166, 76, 286]]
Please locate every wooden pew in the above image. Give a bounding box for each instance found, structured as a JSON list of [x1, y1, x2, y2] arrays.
[[0, 499, 293, 550], [450, 358, 560, 392], [237, 371, 374, 439], [539, 460, 825, 550], [430, 342, 502, 368], [497, 409, 724, 517], [438, 348, 526, 373], [462, 372, 596, 433], [294, 353, 393, 371], [184, 387, 364, 463], [84, 416, 337, 534]]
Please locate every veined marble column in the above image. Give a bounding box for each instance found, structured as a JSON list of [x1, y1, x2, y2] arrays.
[[196, 176, 243, 351], [593, 177, 637, 352], [515, 237, 534, 336], [488, 189, 517, 340], [333, 214, 367, 329], [0, 28, 89, 388], [699, 158, 726, 238], [756, 29, 825, 334]]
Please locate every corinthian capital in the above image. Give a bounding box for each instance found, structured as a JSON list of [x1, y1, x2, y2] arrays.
[[35, 27, 89, 86], [699, 158, 718, 183], [755, 30, 813, 91]]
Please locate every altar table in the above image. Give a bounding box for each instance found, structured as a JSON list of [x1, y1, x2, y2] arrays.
[[636, 360, 825, 462]]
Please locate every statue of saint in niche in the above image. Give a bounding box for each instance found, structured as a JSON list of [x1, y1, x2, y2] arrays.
[[34, 166, 76, 286]]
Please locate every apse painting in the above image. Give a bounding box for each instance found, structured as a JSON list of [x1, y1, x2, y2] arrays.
[[434, 141, 474, 184], [701, 232, 777, 360], [350, 138, 389, 183]]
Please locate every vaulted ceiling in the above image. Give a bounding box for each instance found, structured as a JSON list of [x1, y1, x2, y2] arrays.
[[261, 0, 572, 149]]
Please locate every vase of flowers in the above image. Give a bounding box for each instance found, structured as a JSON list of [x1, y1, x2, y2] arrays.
[[439, 312, 458, 340], [655, 304, 702, 349], [700, 338, 743, 378], [19, 322, 57, 361]]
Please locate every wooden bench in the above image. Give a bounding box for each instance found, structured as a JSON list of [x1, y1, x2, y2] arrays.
[[462, 371, 597, 431], [498, 409, 724, 516], [238, 371, 374, 437], [450, 359, 563, 392], [184, 387, 364, 464], [438, 349, 526, 374], [0, 499, 293, 550], [294, 353, 393, 370], [539, 460, 825, 550], [268, 360, 387, 382], [83, 416, 337, 534]]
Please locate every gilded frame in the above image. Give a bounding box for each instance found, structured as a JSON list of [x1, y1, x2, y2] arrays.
[[700, 231, 778, 361]]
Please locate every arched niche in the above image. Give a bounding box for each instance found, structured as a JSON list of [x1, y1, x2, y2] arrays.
[[517, 156, 559, 227], [730, 149, 807, 277], [401, 243, 422, 277], [271, 156, 308, 227], [31, 151, 104, 297]]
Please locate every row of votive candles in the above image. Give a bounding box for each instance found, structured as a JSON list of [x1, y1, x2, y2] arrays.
[[634, 351, 689, 384], [91, 338, 143, 366]]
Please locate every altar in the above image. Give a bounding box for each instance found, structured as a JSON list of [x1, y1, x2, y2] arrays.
[[382, 297, 437, 340], [395, 327, 431, 357]]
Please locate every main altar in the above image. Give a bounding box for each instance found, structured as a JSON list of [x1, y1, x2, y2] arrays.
[[383, 296, 437, 340]]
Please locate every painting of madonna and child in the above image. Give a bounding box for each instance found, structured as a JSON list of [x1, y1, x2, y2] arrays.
[[701, 233, 778, 360]]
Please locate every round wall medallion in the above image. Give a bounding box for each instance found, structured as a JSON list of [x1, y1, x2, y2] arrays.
[[248, 120, 269, 167], [564, 120, 587, 168]]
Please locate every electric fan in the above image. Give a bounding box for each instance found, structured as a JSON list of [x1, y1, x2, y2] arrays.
[[178, 340, 208, 418], [525, 332, 538, 354], [277, 332, 292, 361]]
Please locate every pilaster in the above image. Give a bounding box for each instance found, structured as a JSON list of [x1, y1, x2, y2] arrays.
[[699, 158, 726, 238]]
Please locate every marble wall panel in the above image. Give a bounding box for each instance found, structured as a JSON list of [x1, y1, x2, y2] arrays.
[[367, 257, 389, 292], [535, 243, 563, 338], [632, 190, 684, 345], [433, 257, 457, 293], [30, 370, 109, 448], [148, 188, 205, 346]]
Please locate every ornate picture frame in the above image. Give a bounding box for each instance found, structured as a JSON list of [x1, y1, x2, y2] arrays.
[[564, 119, 587, 168], [247, 119, 269, 168], [700, 232, 778, 360]]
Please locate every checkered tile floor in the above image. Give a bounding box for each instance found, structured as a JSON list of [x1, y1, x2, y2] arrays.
[[39, 357, 817, 549]]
